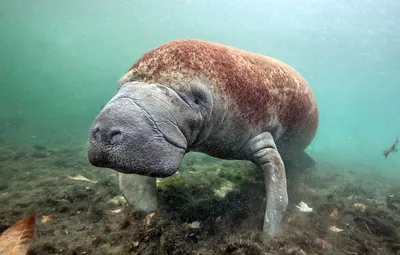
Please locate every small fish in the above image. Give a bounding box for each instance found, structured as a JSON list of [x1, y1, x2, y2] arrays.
[[383, 137, 398, 159]]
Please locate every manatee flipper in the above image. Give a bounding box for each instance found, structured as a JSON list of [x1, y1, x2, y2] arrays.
[[119, 173, 157, 213], [241, 131, 288, 240]]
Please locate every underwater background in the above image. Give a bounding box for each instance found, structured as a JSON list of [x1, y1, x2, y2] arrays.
[[1, 0, 399, 168], [1, 0, 400, 254]]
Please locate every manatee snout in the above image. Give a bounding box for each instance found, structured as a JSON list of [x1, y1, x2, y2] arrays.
[[88, 85, 188, 178]]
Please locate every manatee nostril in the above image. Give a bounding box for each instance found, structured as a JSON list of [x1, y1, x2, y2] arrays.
[[109, 130, 123, 145], [92, 126, 101, 140], [91, 125, 122, 144]]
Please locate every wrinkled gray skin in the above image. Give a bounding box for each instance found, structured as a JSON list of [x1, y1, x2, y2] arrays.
[[88, 81, 312, 240]]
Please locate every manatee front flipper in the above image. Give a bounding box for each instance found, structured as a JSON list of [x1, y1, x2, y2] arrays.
[[119, 173, 157, 214], [241, 132, 288, 240]]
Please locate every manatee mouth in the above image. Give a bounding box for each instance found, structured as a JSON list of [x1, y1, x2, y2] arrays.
[[88, 143, 185, 178], [115, 167, 178, 178], [87, 126, 186, 178]]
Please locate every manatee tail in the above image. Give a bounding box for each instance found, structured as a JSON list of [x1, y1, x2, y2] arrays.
[[284, 151, 316, 172]]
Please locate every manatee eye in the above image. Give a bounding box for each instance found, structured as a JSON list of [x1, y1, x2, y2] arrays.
[[192, 91, 203, 105]]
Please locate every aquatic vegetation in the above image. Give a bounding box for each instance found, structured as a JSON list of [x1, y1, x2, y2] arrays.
[[387, 193, 400, 213], [0, 145, 399, 254]]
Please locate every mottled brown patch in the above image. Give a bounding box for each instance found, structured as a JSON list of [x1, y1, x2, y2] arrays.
[[123, 39, 318, 149]]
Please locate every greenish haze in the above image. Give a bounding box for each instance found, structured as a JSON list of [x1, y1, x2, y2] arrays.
[[1, 0, 399, 169]]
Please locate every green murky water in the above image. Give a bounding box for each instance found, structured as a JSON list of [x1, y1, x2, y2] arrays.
[[1, 0, 399, 167], [1, 1, 399, 254]]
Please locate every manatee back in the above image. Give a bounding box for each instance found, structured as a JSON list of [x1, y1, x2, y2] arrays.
[[120, 39, 318, 157]]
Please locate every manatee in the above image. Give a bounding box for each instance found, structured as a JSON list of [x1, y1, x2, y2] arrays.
[[87, 39, 318, 239]]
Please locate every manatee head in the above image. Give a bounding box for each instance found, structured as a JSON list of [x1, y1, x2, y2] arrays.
[[88, 81, 212, 178]]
